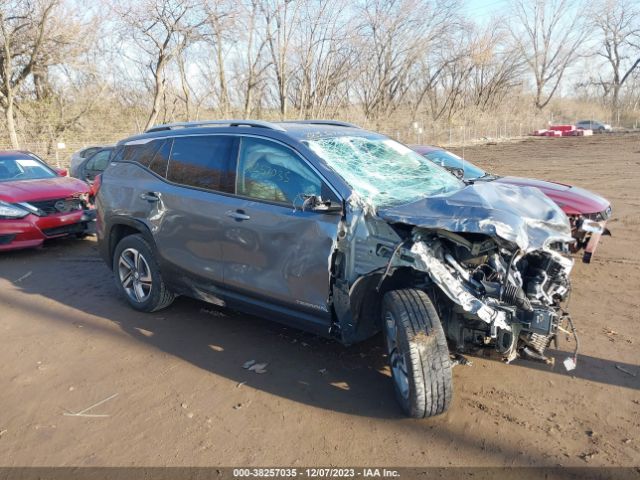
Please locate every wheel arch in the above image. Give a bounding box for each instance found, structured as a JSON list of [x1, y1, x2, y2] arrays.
[[345, 266, 427, 343], [106, 218, 157, 270]]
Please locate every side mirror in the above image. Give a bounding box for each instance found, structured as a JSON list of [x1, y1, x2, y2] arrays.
[[300, 195, 342, 213], [445, 166, 464, 179], [54, 167, 68, 177]]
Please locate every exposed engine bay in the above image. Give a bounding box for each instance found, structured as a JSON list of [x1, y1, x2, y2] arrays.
[[330, 182, 579, 368], [407, 229, 576, 365]]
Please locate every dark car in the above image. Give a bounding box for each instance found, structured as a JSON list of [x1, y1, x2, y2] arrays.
[[72, 146, 114, 183], [412, 145, 611, 263], [96, 120, 578, 418], [0, 151, 94, 251]]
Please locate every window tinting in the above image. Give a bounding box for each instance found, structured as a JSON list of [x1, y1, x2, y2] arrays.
[[115, 140, 164, 168], [236, 137, 327, 204], [148, 139, 171, 178], [167, 136, 233, 191]]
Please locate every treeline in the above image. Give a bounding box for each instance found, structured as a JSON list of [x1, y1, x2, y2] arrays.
[[1, 0, 639, 152]]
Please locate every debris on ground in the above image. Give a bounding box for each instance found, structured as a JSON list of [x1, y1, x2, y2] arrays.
[[186, 412, 194, 419], [452, 353, 473, 367], [0, 429, 7, 437], [563, 357, 576, 372], [248, 363, 268, 374], [181, 402, 188, 409], [615, 365, 637, 377], [242, 360, 256, 369], [236, 381, 246, 388], [63, 393, 118, 418], [318, 369, 327, 375], [14, 272, 32, 283]]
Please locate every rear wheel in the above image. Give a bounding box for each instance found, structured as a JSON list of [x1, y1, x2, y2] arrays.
[[382, 289, 453, 418], [112, 234, 175, 312]]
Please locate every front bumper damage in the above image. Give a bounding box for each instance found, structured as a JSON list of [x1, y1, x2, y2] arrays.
[[331, 182, 580, 369], [0, 207, 95, 252], [571, 216, 611, 263]]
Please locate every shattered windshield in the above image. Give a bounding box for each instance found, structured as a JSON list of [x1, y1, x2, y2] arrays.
[[306, 135, 463, 207]]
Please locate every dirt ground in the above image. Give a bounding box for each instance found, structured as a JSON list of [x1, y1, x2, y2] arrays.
[[0, 133, 639, 468]]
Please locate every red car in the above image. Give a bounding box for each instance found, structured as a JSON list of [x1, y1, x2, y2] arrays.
[[0, 151, 95, 252], [412, 145, 611, 263]]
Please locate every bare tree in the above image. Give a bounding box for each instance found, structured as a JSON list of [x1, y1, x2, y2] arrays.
[[0, 0, 60, 148], [469, 22, 525, 111], [509, 0, 587, 110], [202, 0, 237, 116], [354, 0, 460, 122], [25, 5, 105, 153], [229, 0, 271, 117], [589, 0, 640, 121], [288, 0, 355, 118], [262, 0, 303, 118], [113, 0, 204, 131]]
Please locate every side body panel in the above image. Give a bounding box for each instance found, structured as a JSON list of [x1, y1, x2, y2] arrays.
[[219, 197, 340, 324]]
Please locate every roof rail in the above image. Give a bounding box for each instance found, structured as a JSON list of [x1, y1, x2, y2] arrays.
[[145, 120, 286, 133], [284, 120, 361, 129]]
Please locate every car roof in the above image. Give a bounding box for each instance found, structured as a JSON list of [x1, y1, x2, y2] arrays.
[[116, 120, 379, 145]]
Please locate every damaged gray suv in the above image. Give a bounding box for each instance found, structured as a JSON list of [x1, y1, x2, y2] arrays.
[[96, 120, 577, 418]]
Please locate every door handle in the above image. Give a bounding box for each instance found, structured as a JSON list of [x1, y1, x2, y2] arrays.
[[225, 210, 251, 221], [140, 192, 159, 202]]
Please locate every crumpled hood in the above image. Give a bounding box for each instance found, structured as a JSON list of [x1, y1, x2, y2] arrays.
[[377, 182, 573, 252], [0, 177, 89, 203], [495, 176, 610, 216]]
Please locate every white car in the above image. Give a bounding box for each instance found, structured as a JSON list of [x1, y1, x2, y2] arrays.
[[576, 120, 612, 132]]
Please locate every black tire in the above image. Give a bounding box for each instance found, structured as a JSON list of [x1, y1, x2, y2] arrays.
[[382, 289, 452, 418], [112, 234, 175, 312]]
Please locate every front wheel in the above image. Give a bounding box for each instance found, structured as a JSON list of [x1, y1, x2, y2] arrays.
[[112, 234, 175, 312], [382, 289, 453, 418]]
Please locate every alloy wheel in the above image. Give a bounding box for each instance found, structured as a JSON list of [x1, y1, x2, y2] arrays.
[[118, 247, 152, 303]]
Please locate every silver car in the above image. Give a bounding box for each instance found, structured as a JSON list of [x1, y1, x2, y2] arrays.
[[576, 120, 612, 132]]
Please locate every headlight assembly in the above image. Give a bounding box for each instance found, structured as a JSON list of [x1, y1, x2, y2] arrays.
[[0, 201, 30, 219]]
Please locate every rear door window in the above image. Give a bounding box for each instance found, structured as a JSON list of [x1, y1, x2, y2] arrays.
[[167, 135, 234, 192]]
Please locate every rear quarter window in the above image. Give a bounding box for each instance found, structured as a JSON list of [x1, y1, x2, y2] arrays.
[[114, 140, 164, 168]]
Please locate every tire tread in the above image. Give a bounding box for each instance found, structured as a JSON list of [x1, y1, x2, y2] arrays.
[[383, 289, 452, 418]]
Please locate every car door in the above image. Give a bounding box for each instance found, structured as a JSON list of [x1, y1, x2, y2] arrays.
[[148, 134, 237, 295], [81, 148, 112, 182], [219, 135, 342, 326]]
